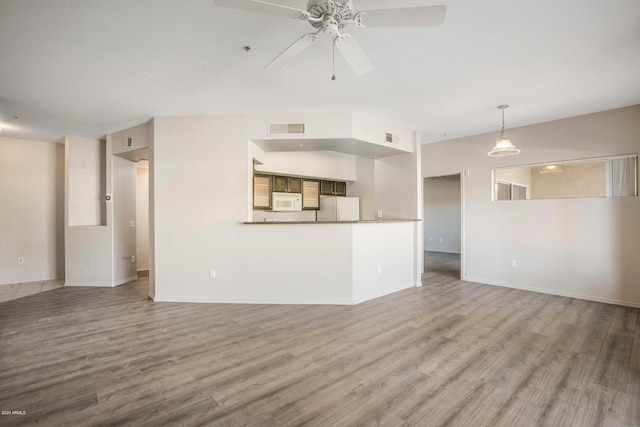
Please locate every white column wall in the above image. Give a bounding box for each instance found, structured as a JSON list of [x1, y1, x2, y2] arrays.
[[67, 136, 105, 226], [352, 222, 415, 304]]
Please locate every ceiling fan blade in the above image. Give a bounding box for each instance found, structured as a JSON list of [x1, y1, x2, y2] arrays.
[[357, 5, 446, 27], [334, 35, 373, 76], [265, 33, 318, 71], [213, 0, 309, 20]]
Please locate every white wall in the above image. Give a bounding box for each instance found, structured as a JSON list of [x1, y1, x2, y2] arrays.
[[112, 121, 149, 156], [67, 136, 105, 226], [423, 175, 461, 253], [375, 152, 420, 220], [65, 226, 112, 286], [65, 135, 112, 286], [352, 222, 415, 303], [148, 120, 156, 298], [247, 112, 353, 141], [112, 155, 137, 284], [352, 113, 415, 153], [0, 136, 64, 285], [136, 162, 149, 271], [422, 105, 640, 307], [348, 157, 376, 220]]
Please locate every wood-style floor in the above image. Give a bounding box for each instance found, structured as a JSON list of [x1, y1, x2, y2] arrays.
[[1, 261, 639, 426], [424, 251, 461, 279], [0, 279, 64, 303]]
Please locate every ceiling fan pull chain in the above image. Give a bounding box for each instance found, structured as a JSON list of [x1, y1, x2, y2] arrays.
[[331, 37, 337, 80]]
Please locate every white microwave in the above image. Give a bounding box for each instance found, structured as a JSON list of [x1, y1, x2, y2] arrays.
[[272, 192, 302, 212]]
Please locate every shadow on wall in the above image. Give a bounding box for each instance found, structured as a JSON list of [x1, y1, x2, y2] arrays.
[[55, 144, 65, 278], [616, 196, 640, 303]]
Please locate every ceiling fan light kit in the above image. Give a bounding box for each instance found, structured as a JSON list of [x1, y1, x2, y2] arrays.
[[214, 0, 446, 78], [488, 104, 521, 157]]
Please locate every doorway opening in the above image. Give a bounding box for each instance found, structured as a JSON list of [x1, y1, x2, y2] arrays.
[[113, 148, 151, 298], [135, 160, 150, 280], [423, 173, 463, 279]]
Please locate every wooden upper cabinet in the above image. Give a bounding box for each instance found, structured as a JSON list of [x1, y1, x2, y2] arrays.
[[273, 175, 302, 193], [320, 180, 347, 196], [288, 177, 302, 193], [320, 180, 334, 195], [272, 175, 288, 193], [253, 175, 271, 209], [256, 173, 345, 211], [302, 180, 320, 210]]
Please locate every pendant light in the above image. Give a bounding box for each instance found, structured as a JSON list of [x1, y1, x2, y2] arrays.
[[488, 104, 520, 157]]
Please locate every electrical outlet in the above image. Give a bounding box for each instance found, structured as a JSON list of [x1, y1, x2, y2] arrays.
[[377, 266, 382, 276], [18, 257, 24, 265], [131, 256, 136, 263], [209, 269, 216, 279], [510, 260, 517, 268]]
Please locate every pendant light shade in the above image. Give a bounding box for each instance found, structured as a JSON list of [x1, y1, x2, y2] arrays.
[[488, 104, 520, 157]]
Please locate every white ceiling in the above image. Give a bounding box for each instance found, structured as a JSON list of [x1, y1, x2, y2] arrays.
[[0, 0, 639, 144]]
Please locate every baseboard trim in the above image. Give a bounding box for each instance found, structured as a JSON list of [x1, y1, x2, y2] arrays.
[[65, 276, 137, 288], [115, 276, 138, 287], [152, 295, 353, 305], [65, 281, 113, 287], [464, 276, 640, 308]]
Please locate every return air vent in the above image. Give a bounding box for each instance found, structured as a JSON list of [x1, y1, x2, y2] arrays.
[[269, 123, 305, 135], [385, 132, 399, 144]]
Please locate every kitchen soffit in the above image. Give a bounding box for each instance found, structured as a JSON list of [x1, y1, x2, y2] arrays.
[[251, 138, 408, 159]]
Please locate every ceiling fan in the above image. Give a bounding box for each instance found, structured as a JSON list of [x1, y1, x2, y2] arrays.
[[213, 0, 446, 78]]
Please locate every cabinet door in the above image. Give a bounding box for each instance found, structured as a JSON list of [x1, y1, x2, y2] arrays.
[[302, 180, 320, 209], [334, 181, 347, 196], [288, 177, 302, 193], [320, 180, 335, 195], [253, 175, 271, 209], [273, 175, 288, 193]]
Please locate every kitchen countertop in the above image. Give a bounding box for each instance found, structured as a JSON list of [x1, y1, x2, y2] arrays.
[[243, 219, 421, 225]]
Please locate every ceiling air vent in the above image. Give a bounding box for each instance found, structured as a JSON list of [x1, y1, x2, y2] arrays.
[[269, 123, 305, 135], [385, 132, 399, 144]]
